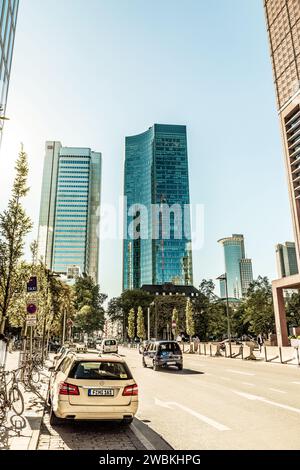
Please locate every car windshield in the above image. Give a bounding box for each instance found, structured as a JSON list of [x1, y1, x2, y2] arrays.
[[69, 361, 131, 380], [104, 340, 116, 346], [158, 342, 181, 353]]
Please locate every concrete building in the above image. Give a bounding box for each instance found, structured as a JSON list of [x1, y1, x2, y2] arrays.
[[264, 0, 300, 345], [37, 141, 101, 283]]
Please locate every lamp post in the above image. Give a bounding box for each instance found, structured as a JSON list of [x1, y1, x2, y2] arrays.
[[217, 273, 232, 358], [148, 301, 155, 340]]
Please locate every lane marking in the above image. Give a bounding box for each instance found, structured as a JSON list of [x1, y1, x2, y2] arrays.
[[155, 398, 230, 431], [242, 382, 254, 387], [227, 369, 255, 376], [269, 388, 286, 394], [233, 390, 300, 415], [291, 381, 300, 385]]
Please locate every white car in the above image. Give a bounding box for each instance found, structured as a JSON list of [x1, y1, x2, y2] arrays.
[[97, 339, 118, 354], [48, 353, 138, 425]]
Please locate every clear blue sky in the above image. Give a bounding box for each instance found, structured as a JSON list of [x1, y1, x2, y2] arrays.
[[0, 0, 293, 299]]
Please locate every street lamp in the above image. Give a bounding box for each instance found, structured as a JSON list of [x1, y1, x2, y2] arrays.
[[217, 273, 232, 358]]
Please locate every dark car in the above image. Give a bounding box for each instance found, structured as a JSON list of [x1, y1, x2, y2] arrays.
[[142, 340, 183, 371]]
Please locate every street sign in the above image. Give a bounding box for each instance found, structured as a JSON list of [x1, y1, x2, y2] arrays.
[[27, 276, 37, 293], [27, 303, 37, 314], [26, 313, 37, 326]]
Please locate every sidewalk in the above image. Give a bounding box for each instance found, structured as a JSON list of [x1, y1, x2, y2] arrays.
[[1, 351, 50, 450]]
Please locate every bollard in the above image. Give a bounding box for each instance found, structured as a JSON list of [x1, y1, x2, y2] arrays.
[[279, 346, 283, 364], [204, 343, 206, 356], [210, 344, 212, 357], [297, 347, 300, 367], [264, 345, 267, 362], [198, 342, 201, 355]]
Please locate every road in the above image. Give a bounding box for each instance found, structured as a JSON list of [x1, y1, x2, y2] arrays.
[[123, 347, 300, 450]]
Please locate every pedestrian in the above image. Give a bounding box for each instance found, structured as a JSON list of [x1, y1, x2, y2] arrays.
[[257, 333, 264, 352], [0, 333, 8, 368]]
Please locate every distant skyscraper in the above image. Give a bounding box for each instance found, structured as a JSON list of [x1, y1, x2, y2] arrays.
[[276, 242, 299, 278], [0, 1, 19, 141], [37, 142, 101, 283], [218, 234, 253, 298], [123, 124, 193, 290], [264, 0, 300, 345]]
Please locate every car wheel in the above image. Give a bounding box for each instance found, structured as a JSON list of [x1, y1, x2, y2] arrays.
[[177, 363, 183, 371], [121, 417, 133, 425], [153, 361, 159, 371], [142, 358, 147, 368], [49, 407, 63, 426]]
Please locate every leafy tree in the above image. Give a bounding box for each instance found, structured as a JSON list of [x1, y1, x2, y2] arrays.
[[127, 308, 135, 340], [285, 291, 300, 330], [171, 307, 179, 337], [193, 279, 218, 340], [137, 306, 146, 340], [74, 275, 106, 334], [0, 148, 32, 332], [243, 276, 275, 336], [186, 298, 195, 340]]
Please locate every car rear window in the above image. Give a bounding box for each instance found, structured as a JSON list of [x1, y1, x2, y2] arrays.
[[158, 343, 181, 353], [104, 340, 116, 346], [69, 361, 131, 380]]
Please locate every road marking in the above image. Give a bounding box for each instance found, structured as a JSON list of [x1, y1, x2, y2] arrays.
[[227, 369, 255, 376], [242, 382, 254, 387], [155, 398, 230, 431], [291, 381, 300, 385], [269, 388, 286, 394], [233, 390, 300, 415]]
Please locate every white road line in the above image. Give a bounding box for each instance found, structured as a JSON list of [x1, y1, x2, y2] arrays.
[[227, 369, 255, 377], [269, 388, 286, 394], [242, 382, 254, 387], [155, 398, 230, 431], [233, 390, 300, 415], [291, 381, 300, 385]]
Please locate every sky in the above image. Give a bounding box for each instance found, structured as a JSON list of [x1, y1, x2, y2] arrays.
[[0, 0, 293, 300]]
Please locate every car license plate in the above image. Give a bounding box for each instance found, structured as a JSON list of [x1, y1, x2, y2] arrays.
[[167, 361, 176, 365], [88, 389, 114, 397]]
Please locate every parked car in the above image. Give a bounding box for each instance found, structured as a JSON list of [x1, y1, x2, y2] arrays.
[[48, 353, 138, 425], [97, 339, 118, 354], [142, 340, 183, 371]]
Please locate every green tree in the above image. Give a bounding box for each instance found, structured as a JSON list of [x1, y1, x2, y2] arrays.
[[243, 276, 275, 335], [127, 308, 135, 340], [186, 298, 195, 340], [286, 291, 300, 329], [137, 306, 146, 340], [171, 307, 179, 337], [74, 276, 106, 335], [0, 147, 32, 332]]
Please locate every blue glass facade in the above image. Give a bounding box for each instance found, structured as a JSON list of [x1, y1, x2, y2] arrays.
[[38, 143, 101, 283], [218, 234, 253, 298], [0, 0, 19, 141], [123, 124, 193, 290]]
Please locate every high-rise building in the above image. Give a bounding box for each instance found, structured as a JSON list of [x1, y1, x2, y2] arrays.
[[37, 142, 101, 283], [276, 241, 299, 277], [123, 124, 193, 290], [218, 234, 253, 298], [0, 1, 19, 141], [264, 0, 300, 345]]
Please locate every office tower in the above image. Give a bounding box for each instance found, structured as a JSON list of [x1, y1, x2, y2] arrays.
[[123, 124, 193, 290], [264, 0, 300, 345], [0, 1, 19, 141], [218, 234, 253, 298], [37, 142, 101, 283], [276, 241, 299, 277]]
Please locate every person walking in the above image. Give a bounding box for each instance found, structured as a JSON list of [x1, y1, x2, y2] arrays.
[[257, 333, 264, 352]]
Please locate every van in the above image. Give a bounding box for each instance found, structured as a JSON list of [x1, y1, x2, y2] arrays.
[[97, 338, 118, 354]]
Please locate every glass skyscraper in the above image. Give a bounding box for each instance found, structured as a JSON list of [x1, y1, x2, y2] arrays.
[[218, 234, 253, 298], [123, 124, 193, 290], [37, 142, 101, 283], [276, 241, 299, 278], [0, 1, 19, 140]]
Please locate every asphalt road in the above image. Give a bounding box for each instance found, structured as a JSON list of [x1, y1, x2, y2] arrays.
[[122, 347, 300, 450]]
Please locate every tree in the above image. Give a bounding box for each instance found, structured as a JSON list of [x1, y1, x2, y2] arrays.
[[127, 308, 135, 341], [74, 276, 106, 335], [186, 298, 195, 341], [137, 306, 146, 340], [243, 276, 275, 336], [171, 307, 179, 337], [0, 147, 32, 332], [286, 291, 300, 329]]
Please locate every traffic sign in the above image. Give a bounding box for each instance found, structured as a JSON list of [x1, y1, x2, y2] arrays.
[[27, 303, 37, 314], [26, 313, 37, 326], [27, 276, 37, 293]]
